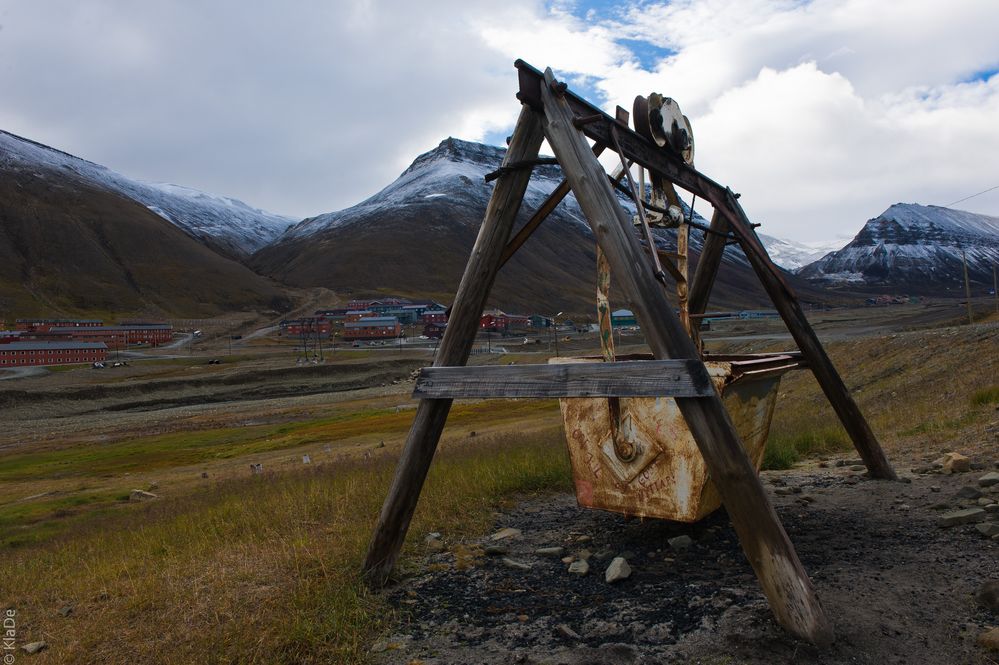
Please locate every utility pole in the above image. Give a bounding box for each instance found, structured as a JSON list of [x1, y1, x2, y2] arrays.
[[962, 249, 973, 324], [552, 311, 563, 358], [993, 263, 998, 314]]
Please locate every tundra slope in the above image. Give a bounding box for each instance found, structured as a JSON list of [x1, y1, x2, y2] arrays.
[[0, 130, 293, 258]]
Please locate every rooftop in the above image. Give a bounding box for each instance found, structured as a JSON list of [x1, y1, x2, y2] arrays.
[[1, 341, 109, 351]]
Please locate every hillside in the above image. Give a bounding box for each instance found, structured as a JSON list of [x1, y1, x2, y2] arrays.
[[0, 139, 288, 318], [0, 131, 293, 259], [251, 138, 825, 316], [799, 203, 999, 294]]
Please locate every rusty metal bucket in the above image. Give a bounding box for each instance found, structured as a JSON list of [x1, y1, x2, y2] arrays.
[[551, 353, 803, 522]]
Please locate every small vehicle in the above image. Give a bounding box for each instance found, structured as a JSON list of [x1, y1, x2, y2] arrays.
[[91, 362, 105, 369]]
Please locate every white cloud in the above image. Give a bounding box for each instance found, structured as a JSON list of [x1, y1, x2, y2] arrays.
[[1, 1, 998, 242]]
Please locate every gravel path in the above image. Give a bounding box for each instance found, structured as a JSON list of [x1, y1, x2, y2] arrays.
[[375, 459, 999, 664]]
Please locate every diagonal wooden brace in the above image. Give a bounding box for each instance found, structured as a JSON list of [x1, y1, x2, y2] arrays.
[[539, 68, 833, 646]]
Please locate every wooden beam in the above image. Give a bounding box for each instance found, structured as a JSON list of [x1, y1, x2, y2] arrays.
[[539, 68, 834, 646], [499, 143, 607, 268], [362, 106, 546, 586], [413, 360, 715, 399], [718, 190, 898, 481], [688, 210, 730, 321]]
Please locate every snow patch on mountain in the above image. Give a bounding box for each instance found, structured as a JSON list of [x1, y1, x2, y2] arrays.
[[758, 234, 845, 271], [799, 203, 999, 290], [0, 130, 293, 255]]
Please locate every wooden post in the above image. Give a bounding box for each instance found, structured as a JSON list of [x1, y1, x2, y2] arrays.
[[716, 190, 897, 480], [688, 210, 729, 320], [362, 106, 545, 586], [539, 68, 833, 646]]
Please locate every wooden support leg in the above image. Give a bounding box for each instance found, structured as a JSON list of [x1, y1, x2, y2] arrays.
[[539, 68, 833, 646], [716, 190, 897, 481], [362, 106, 546, 586]]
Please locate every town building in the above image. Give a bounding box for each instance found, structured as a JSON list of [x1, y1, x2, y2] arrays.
[[24, 324, 173, 347], [280, 316, 332, 338], [0, 341, 108, 367], [423, 321, 446, 339], [344, 317, 402, 340], [15, 318, 103, 331], [345, 310, 376, 322], [611, 309, 638, 327]]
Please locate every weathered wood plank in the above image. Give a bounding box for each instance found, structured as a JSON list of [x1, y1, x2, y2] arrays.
[[413, 360, 714, 399], [539, 68, 834, 646], [362, 106, 545, 587], [688, 210, 730, 323]]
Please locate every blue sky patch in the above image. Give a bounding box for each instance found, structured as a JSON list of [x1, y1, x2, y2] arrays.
[[617, 38, 675, 70], [961, 67, 998, 83]]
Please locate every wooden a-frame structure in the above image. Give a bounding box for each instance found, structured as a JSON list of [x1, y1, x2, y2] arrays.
[[362, 61, 897, 646]]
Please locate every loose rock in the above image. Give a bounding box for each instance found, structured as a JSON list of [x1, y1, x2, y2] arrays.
[[979, 472, 999, 488], [535, 546, 565, 558], [490, 527, 522, 541], [936, 452, 971, 474], [21, 642, 47, 655], [976, 523, 999, 537], [938, 507, 987, 527], [605, 556, 632, 583], [668, 535, 694, 551], [555, 623, 581, 641], [501, 557, 531, 571], [129, 489, 158, 501], [977, 627, 999, 652], [956, 486, 983, 500], [484, 545, 509, 557], [568, 559, 590, 576]]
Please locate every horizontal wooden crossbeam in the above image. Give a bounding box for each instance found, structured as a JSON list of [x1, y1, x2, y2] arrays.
[[412, 360, 715, 399]]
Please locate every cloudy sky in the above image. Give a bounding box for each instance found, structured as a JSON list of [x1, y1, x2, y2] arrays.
[[2, 0, 998, 242]]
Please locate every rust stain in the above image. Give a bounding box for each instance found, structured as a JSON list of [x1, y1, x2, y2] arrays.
[[553, 356, 791, 522]]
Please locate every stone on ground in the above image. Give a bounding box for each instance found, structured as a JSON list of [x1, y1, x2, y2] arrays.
[[501, 557, 531, 571], [956, 486, 983, 500], [555, 623, 581, 641], [976, 523, 999, 537], [977, 627, 999, 651], [483, 545, 508, 556], [936, 452, 971, 474], [568, 559, 590, 576], [668, 535, 694, 551], [490, 527, 522, 541], [979, 472, 999, 488], [21, 641, 47, 655], [535, 546, 565, 557], [129, 489, 158, 501], [938, 507, 986, 527], [605, 557, 632, 583]]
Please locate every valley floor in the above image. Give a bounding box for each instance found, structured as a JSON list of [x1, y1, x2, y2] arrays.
[[0, 303, 995, 663]]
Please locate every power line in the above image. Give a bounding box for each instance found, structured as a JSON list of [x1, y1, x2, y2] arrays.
[[945, 184, 999, 207]]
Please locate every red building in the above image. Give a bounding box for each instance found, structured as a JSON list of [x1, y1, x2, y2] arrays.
[[345, 310, 376, 323], [479, 310, 509, 332], [424, 322, 446, 339], [422, 310, 448, 325], [15, 318, 103, 331], [26, 324, 173, 347], [344, 317, 401, 340], [280, 316, 332, 338], [0, 341, 108, 367]]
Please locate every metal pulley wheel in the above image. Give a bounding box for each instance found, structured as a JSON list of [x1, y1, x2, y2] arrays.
[[633, 93, 695, 166]]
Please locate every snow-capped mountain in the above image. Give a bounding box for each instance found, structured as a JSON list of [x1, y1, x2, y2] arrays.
[[758, 234, 844, 271], [0, 130, 293, 257], [253, 137, 819, 312], [798, 203, 999, 292]]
